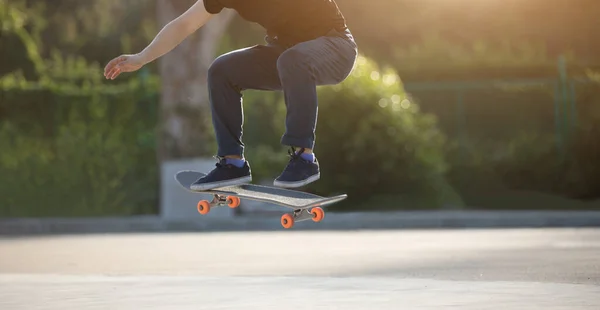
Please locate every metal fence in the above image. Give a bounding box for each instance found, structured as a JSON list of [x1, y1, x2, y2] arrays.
[[403, 56, 595, 157]]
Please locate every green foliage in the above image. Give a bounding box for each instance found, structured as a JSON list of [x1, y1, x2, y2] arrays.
[[0, 0, 46, 78], [0, 79, 159, 217], [0, 0, 163, 218], [0, 35, 160, 217], [1, 0, 157, 80]]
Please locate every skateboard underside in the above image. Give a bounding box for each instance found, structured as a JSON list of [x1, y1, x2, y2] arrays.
[[174, 170, 347, 229]]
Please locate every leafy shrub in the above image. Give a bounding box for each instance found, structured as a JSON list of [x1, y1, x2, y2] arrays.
[[0, 77, 160, 217]]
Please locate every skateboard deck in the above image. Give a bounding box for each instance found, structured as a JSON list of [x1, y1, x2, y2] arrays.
[[174, 170, 347, 229]]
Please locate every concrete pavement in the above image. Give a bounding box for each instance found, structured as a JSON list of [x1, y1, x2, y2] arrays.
[[1, 228, 599, 309]]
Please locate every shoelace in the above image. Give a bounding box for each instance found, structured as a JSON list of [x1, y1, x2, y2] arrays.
[[213, 156, 231, 169], [286, 147, 307, 167]]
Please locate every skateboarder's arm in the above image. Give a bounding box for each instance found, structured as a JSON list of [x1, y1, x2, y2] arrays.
[[137, 0, 214, 65]]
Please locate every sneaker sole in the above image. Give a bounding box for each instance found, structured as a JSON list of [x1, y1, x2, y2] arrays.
[[273, 173, 320, 189], [190, 175, 252, 191]]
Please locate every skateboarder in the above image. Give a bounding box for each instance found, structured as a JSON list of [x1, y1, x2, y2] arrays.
[[103, 0, 358, 190]]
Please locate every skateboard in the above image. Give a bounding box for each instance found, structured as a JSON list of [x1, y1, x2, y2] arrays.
[[174, 170, 347, 229]]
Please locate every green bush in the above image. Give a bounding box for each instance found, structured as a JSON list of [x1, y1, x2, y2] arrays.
[[0, 77, 160, 217]]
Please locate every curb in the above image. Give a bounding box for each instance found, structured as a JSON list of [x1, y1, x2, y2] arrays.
[[1, 211, 600, 235]]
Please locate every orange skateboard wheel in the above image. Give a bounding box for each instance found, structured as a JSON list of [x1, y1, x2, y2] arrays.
[[310, 207, 324, 222], [226, 196, 241, 208], [281, 213, 294, 229], [197, 200, 210, 215]]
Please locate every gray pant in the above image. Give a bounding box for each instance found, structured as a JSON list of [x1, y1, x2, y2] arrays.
[[207, 29, 358, 157]]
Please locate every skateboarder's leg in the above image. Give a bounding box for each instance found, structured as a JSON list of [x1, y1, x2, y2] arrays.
[[273, 30, 358, 188], [191, 44, 284, 191], [208, 45, 284, 158]]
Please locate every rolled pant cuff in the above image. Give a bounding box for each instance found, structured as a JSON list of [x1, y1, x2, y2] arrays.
[[280, 135, 314, 150], [217, 145, 245, 157]]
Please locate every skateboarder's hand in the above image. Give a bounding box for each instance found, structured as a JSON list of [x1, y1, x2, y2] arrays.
[[104, 54, 145, 80]]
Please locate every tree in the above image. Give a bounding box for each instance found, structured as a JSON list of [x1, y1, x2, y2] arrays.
[[155, 0, 235, 161]]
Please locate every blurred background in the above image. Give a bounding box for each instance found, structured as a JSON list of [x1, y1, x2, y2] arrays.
[[2, 0, 600, 219]]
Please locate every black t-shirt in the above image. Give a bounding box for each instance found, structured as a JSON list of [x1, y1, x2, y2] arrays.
[[203, 0, 348, 45]]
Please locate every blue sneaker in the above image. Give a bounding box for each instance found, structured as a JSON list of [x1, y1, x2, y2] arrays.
[[273, 148, 320, 188], [190, 157, 252, 191]]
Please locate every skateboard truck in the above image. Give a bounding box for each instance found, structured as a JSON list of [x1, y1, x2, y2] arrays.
[[197, 194, 241, 215], [277, 205, 325, 229]]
